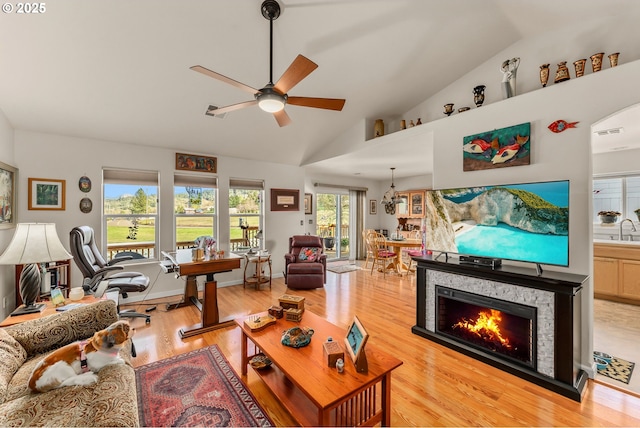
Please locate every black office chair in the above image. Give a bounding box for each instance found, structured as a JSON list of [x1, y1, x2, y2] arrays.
[[69, 226, 150, 324]]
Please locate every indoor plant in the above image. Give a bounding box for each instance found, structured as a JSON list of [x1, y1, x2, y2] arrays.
[[635, 208, 640, 221], [598, 210, 621, 224]]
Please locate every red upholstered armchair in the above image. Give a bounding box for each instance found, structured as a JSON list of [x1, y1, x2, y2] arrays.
[[284, 235, 327, 289]]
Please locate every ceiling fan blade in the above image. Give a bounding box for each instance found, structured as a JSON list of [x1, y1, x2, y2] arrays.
[[191, 65, 259, 95], [205, 100, 258, 116], [273, 55, 318, 94], [287, 96, 346, 111], [273, 109, 292, 127]]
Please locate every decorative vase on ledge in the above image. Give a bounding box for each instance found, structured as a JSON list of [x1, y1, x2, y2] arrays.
[[374, 119, 384, 138]]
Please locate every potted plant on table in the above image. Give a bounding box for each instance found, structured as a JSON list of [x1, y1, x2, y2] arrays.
[[598, 210, 621, 224], [635, 208, 640, 222], [321, 226, 335, 250]]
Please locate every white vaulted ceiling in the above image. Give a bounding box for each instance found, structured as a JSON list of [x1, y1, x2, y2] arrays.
[[1, 0, 638, 179]]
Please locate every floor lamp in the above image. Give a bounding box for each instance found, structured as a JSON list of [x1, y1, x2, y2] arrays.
[[0, 223, 73, 316]]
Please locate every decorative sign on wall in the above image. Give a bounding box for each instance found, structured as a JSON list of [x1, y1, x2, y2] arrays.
[[270, 188, 299, 211], [462, 122, 531, 171], [176, 152, 217, 173]]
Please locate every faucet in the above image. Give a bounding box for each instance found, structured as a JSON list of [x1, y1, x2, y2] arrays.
[[619, 218, 637, 240]]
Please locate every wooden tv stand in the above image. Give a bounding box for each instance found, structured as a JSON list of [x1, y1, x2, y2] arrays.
[[236, 311, 403, 427]]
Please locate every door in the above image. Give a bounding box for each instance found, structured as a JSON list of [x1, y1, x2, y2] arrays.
[[316, 192, 350, 260]]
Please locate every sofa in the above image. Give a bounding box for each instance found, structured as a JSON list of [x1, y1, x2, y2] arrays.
[[0, 299, 139, 427], [284, 235, 327, 289]]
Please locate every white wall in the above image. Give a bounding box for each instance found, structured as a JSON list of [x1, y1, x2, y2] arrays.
[[13, 130, 308, 306], [0, 108, 16, 319], [409, 59, 640, 378], [593, 146, 640, 176]]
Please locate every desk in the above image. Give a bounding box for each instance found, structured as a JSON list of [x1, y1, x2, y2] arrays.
[[0, 295, 99, 328], [384, 239, 422, 274], [162, 249, 241, 339], [236, 311, 402, 426]]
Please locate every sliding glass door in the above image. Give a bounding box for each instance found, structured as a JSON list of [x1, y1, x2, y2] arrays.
[[316, 192, 350, 261]]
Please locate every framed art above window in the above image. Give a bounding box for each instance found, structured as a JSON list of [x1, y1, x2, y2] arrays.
[[271, 188, 299, 211], [0, 161, 17, 228], [28, 177, 66, 211]]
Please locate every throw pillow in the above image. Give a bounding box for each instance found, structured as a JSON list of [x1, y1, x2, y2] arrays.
[[298, 247, 319, 262]]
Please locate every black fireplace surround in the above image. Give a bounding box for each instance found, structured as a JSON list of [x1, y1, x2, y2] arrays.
[[411, 256, 589, 402]]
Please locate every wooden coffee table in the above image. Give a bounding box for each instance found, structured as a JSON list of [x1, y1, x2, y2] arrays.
[[236, 311, 403, 427]]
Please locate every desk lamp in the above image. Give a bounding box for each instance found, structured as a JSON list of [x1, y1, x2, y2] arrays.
[[0, 223, 72, 316]]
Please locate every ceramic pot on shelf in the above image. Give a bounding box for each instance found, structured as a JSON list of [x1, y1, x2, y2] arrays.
[[609, 52, 620, 68], [539, 64, 550, 87], [374, 119, 384, 138], [573, 59, 586, 77], [590, 52, 604, 72], [554, 61, 570, 83], [473, 85, 486, 107], [443, 103, 454, 116]]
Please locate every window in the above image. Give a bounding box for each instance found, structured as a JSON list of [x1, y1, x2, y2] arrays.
[[593, 175, 640, 221], [103, 169, 159, 261], [174, 173, 217, 249], [229, 179, 264, 252]]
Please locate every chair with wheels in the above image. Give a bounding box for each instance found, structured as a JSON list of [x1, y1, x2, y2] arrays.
[[69, 226, 151, 324]]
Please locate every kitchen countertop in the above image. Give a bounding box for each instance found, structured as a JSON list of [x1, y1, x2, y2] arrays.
[[594, 238, 640, 247]]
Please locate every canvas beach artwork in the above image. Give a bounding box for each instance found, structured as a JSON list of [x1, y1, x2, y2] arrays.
[[463, 122, 531, 171]]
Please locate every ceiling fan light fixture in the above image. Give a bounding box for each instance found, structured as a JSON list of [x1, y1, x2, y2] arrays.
[[258, 93, 286, 112]]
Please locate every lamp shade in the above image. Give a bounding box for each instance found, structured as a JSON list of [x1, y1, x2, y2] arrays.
[[0, 223, 72, 265]]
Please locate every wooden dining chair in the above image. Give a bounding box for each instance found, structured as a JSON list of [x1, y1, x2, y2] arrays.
[[370, 232, 396, 277], [362, 229, 376, 270]]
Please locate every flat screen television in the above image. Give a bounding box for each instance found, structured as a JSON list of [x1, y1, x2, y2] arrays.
[[423, 180, 569, 267]]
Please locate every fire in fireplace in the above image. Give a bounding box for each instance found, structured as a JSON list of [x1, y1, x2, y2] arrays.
[[436, 286, 537, 369]]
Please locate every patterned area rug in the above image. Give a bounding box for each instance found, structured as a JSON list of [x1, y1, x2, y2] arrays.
[[597, 356, 635, 384], [135, 345, 273, 427], [327, 264, 359, 274]]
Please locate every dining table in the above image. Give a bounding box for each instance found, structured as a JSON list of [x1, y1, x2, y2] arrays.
[[384, 238, 422, 275]]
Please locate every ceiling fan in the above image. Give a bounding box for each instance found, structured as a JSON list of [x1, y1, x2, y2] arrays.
[[191, 0, 346, 127]]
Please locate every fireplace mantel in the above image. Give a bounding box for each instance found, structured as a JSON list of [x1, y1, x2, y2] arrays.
[[412, 256, 589, 401]]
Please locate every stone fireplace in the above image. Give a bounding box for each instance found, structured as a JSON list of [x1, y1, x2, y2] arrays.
[[412, 258, 588, 401]]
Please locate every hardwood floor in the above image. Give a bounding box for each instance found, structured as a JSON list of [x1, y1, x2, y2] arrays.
[[124, 263, 640, 426]]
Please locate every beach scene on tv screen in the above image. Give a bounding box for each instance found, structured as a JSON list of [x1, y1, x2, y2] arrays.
[[424, 181, 569, 266]]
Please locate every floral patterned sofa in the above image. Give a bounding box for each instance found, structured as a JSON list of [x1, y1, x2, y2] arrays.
[[0, 299, 139, 427]]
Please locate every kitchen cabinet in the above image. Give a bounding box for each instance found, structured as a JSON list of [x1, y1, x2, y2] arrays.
[[396, 190, 425, 219], [594, 242, 640, 304], [396, 192, 409, 217]]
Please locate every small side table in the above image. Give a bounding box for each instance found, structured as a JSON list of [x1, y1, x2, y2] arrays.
[[243, 253, 272, 290]]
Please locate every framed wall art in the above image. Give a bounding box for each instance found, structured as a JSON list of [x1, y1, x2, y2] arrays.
[[0, 161, 17, 229], [304, 193, 312, 214], [176, 152, 217, 173], [28, 178, 66, 211], [462, 122, 531, 171], [270, 188, 299, 211], [369, 199, 377, 215]]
